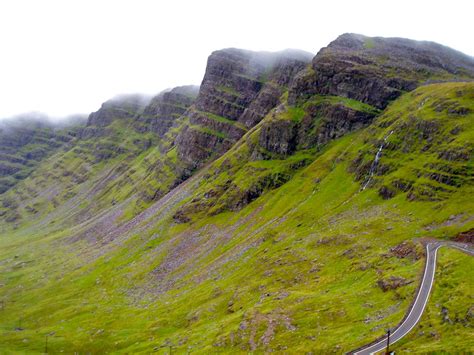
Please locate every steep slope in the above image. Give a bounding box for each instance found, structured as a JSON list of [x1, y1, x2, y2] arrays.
[[0, 87, 198, 228], [0, 82, 472, 353], [0, 34, 473, 353], [0, 114, 85, 194], [135, 85, 199, 136], [175, 48, 313, 174], [261, 33, 474, 160], [394, 247, 474, 353], [4, 34, 470, 230], [290, 33, 474, 109], [172, 35, 474, 219], [0, 47, 308, 229], [0, 48, 313, 229]]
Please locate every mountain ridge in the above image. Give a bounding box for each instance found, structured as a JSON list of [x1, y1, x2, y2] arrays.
[[0, 34, 473, 353]]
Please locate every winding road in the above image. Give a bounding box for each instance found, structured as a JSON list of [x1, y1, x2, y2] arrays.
[[350, 241, 474, 355]]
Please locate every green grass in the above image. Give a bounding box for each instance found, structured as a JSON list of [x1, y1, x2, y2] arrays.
[[394, 247, 474, 353], [352, 82, 474, 203], [285, 106, 306, 123], [189, 124, 228, 139], [0, 122, 81, 194], [303, 94, 381, 115], [216, 85, 242, 98], [364, 38, 376, 49], [196, 110, 247, 131], [0, 83, 473, 353], [0, 104, 187, 229]]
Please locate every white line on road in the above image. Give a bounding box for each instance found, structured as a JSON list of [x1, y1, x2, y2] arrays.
[[351, 242, 472, 355]]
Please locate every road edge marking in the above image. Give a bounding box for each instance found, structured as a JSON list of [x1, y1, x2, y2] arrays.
[[353, 243, 434, 354], [387, 244, 440, 348]]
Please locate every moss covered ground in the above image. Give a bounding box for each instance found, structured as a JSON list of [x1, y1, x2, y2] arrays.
[[395, 247, 474, 353], [0, 83, 473, 352]]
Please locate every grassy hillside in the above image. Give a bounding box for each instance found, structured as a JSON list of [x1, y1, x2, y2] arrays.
[[0, 82, 473, 352], [0, 117, 84, 195], [0, 102, 191, 231], [393, 247, 474, 353]]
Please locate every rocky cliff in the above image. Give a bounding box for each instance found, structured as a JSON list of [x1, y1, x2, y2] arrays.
[[0, 86, 199, 224], [0, 114, 85, 194], [172, 35, 474, 218], [175, 48, 313, 173], [2, 35, 473, 225], [1, 34, 474, 354], [81, 94, 151, 138], [289, 33, 474, 108], [258, 33, 474, 157], [135, 85, 199, 136], [79, 87, 199, 160]]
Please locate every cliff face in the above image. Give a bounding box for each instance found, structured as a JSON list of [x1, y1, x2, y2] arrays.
[[0, 86, 199, 224], [1, 34, 474, 354], [289, 33, 474, 108], [2, 35, 473, 220], [81, 94, 151, 138], [0, 115, 84, 194], [82, 87, 199, 140], [78, 87, 199, 160], [175, 48, 313, 173], [135, 85, 199, 136], [257, 33, 474, 157], [172, 36, 474, 218]]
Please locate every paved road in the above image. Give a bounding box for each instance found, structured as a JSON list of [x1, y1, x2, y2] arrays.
[[350, 241, 474, 355]]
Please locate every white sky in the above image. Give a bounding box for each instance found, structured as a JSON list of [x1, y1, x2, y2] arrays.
[[0, 0, 473, 119]]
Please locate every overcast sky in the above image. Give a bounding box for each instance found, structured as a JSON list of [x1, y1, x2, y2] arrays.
[[0, 0, 473, 119]]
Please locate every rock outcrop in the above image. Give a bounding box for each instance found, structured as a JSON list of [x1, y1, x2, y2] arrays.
[[258, 99, 378, 156], [81, 94, 151, 138], [0, 114, 84, 194], [289, 33, 474, 109], [82, 87, 199, 141], [79, 87, 199, 164], [259, 33, 474, 157], [3, 34, 473, 224], [175, 48, 312, 172], [377, 276, 412, 291], [454, 228, 474, 244], [135, 85, 199, 136]]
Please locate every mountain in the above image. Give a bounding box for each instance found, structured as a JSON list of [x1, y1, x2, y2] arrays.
[[0, 113, 86, 195], [289, 33, 474, 108], [0, 86, 200, 227], [175, 48, 313, 175], [0, 34, 473, 353]]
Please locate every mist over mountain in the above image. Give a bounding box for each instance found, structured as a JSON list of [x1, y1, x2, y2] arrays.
[[0, 33, 473, 353]]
